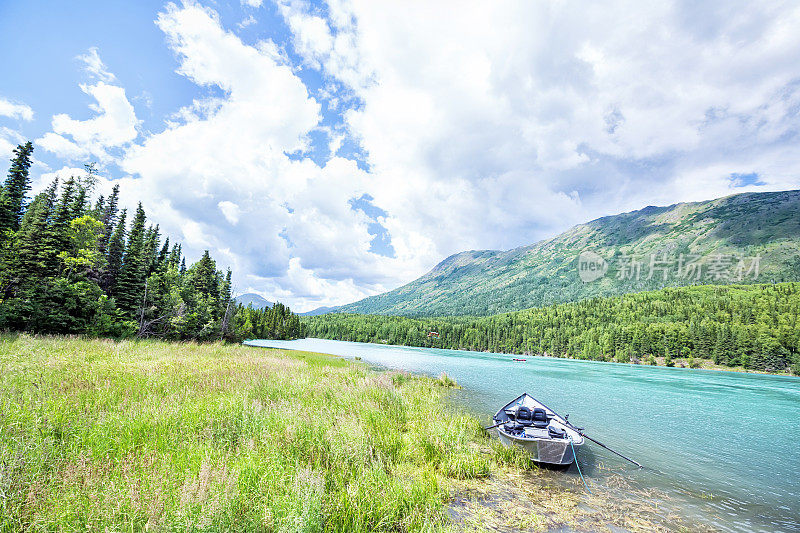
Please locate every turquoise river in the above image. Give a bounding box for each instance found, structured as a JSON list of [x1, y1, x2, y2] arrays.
[[246, 338, 800, 532]]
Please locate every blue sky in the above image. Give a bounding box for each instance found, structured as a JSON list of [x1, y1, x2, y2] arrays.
[[1, 1, 799, 311]]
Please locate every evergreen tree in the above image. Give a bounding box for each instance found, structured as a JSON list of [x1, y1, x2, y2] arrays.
[[105, 209, 127, 293], [0, 139, 304, 343], [190, 250, 218, 299], [168, 243, 181, 269], [98, 184, 120, 254], [7, 181, 59, 290], [143, 224, 160, 275], [115, 203, 147, 314], [0, 142, 34, 233], [93, 195, 105, 218], [156, 238, 170, 272], [220, 268, 232, 306]]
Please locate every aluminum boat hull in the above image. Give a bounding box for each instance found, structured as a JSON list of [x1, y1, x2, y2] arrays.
[[493, 393, 583, 465]]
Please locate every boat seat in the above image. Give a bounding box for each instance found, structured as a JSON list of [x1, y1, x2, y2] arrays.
[[548, 425, 566, 439], [532, 408, 549, 428], [515, 406, 533, 426]]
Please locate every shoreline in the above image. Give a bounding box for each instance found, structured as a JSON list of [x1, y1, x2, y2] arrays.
[[0, 333, 695, 531], [257, 337, 799, 378]]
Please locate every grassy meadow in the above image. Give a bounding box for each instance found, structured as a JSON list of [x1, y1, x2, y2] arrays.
[[0, 334, 688, 532], [0, 334, 534, 532]]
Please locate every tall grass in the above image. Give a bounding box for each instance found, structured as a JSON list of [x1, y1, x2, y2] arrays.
[[0, 334, 518, 531]]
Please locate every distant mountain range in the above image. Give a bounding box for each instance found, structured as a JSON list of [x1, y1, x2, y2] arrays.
[[234, 294, 337, 316], [333, 189, 800, 317], [299, 306, 339, 316], [234, 293, 274, 309]]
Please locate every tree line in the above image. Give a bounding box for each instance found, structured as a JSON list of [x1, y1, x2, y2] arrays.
[[304, 283, 800, 374], [0, 142, 304, 342]]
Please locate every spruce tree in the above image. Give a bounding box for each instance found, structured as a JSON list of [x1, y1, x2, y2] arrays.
[[105, 209, 127, 294], [93, 195, 105, 218], [143, 224, 160, 275], [191, 250, 218, 299], [219, 268, 233, 339], [168, 243, 181, 269], [115, 203, 147, 314], [220, 268, 232, 306], [156, 238, 170, 272], [98, 184, 120, 254], [0, 142, 34, 233], [69, 185, 88, 220], [11, 181, 59, 289]]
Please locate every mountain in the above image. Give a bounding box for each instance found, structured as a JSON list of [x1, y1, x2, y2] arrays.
[[235, 293, 274, 310], [336, 190, 800, 316], [300, 306, 340, 316]]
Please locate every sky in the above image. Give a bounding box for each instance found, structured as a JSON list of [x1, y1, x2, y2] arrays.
[[1, 0, 800, 312]]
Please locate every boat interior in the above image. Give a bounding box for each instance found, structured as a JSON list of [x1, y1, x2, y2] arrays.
[[500, 405, 569, 440]]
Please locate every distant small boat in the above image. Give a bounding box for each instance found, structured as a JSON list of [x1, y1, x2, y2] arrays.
[[492, 393, 584, 465], [512, 358, 527, 361]]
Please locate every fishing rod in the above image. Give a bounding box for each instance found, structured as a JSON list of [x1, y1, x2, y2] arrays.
[[564, 418, 643, 469], [484, 419, 507, 431]]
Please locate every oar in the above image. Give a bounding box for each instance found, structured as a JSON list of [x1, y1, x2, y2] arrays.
[[484, 419, 508, 431], [565, 421, 643, 469], [485, 414, 643, 469]]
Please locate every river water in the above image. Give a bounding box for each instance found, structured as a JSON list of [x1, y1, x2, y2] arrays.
[[246, 338, 800, 532]]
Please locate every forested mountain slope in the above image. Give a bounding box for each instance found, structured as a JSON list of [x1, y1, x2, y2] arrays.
[[306, 283, 800, 374], [338, 190, 800, 316]]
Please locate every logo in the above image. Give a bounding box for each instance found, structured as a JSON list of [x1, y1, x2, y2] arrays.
[[577, 250, 607, 282]]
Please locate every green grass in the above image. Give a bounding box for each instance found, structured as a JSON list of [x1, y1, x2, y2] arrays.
[[0, 334, 529, 532]]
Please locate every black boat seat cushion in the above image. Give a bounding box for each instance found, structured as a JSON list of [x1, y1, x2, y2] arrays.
[[515, 406, 533, 426], [548, 425, 566, 439], [532, 408, 549, 428]]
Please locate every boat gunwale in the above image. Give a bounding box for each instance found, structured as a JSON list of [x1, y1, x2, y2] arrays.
[[493, 393, 584, 446]]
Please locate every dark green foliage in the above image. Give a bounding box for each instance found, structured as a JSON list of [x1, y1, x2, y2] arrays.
[[0, 141, 34, 233], [10, 181, 61, 287], [0, 141, 301, 343], [105, 209, 127, 293], [98, 183, 120, 254], [305, 283, 800, 374], [114, 204, 147, 315], [229, 302, 306, 341]]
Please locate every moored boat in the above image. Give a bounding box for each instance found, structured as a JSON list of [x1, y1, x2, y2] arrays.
[[492, 393, 584, 465]]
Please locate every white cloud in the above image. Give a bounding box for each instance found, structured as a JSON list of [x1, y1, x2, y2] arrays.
[[37, 132, 90, 161], [30, 165, 91, 197], [23, 1, 800, 312], [276, 0, 800, 259], [0, 129, 22, 163], [0, 97, 34, 121], [241, 0, 263, 8], [217, 201, 240, 224], [112, 3, 410, 311], [38, 82, 140, 162], [237, 14, 257, 29], [76, 47, 117, 82]]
